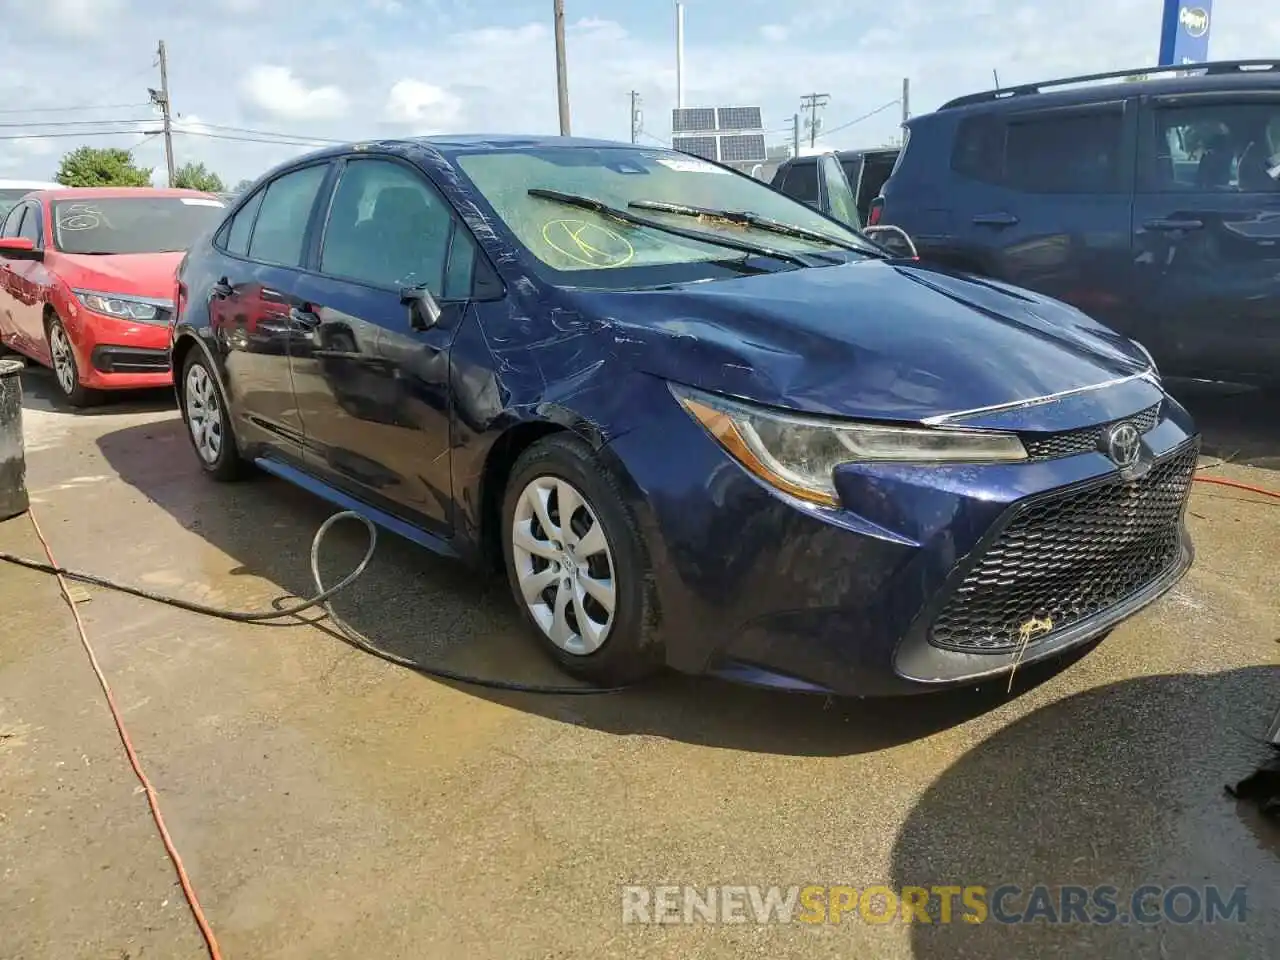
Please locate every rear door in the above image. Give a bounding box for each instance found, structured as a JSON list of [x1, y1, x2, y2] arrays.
[[288, 154, 478, 536], [1131, 91, 1280, 383], [207, 161, 333, 461], [945, 101, 1139, 334]]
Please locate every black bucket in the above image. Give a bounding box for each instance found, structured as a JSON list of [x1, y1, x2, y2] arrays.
[[0, 357, 29, 522]]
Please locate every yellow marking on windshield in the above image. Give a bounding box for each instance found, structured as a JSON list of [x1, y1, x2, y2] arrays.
[[541, 218, 635, 268]]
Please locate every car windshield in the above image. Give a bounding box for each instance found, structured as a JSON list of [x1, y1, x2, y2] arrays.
[[454, 146, 875, 285], [51, 195, 227, 255]]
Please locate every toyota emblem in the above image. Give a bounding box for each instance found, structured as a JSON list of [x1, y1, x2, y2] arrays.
[[1104, 421, 1142, 468]]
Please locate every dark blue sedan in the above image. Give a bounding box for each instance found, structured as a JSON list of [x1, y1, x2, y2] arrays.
[[170, 135, 1198, 696]]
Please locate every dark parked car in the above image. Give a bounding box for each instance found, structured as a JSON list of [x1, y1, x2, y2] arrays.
[[171, 135, 1199, 697], [770, 151, 864, 228], [840, 147, 900, 224], [875, 59, 1280, 388]]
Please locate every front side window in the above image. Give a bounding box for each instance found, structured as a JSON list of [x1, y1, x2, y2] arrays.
[[455, 146, 871, 286], [0, 203, 25, 239], [51, 195, 227, 255], [17, 204, 40, 245], [0, 190, 33, 220], [782, 162, 820, 205], [821, 155, 862, 228], [320, 158, 455, 293], [246, 164, 328, 267], [1144, 100, 1280, 193]]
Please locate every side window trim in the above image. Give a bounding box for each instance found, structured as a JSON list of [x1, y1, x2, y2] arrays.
[[315, 151, 501, 301]]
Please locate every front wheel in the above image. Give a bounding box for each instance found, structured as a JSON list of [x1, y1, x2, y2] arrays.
[[46, 316, 101, 408], [181, 350, 246, 481], [501, 433, 663, 687]]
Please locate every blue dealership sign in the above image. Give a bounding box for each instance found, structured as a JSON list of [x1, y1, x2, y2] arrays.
[[1158, 0, 1213, 65]]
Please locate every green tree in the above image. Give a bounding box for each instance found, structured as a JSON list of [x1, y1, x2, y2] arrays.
[[54, 146, 153, 187], [232, 179, 254, 195], [173, 161, 226, 193]]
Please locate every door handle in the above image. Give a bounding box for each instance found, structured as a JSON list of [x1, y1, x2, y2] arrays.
[[211, 277, 233, 299], [972, 212, 1019, 227], [289, 305, 320, 330], [1143, 218, 1204, 231]]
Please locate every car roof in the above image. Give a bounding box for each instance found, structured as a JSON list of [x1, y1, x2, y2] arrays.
[[28, 187, 222, 201], [936, 59, 1280, 115]]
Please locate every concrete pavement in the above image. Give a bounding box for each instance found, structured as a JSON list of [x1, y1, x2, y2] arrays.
[[1, 366, 1277, 959]]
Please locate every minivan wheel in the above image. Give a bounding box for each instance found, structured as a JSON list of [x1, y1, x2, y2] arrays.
[[501, 434, 663, 687], [182, 350, 246, 481], [46, 315, 101, 408]]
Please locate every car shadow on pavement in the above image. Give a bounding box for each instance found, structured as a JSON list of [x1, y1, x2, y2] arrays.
[[94, 415, 1093, 757], [890, 664, 1280, 958], [16, 363, 174, 416], [1166, 381, 1280, 469]]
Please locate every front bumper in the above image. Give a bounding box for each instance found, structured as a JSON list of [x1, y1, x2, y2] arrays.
[[606, 379, 1199, 697], [65, 306, 173, 389]]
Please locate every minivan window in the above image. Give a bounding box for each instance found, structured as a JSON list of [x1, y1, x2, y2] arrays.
[[1145, 101, 1280, 193], [52, 196, 227, 254], [246, 164, 328, 267], [1004, 110, 1124, 193], [320, 158, 454, 293]]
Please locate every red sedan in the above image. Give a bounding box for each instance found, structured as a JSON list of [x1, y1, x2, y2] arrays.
[[0, 187, 228, 406]]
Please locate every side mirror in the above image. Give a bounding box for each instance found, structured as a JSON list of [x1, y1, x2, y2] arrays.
[[863, 225, 919, 260], [0, 237, 41, 261], [400, 284, 442, 331]]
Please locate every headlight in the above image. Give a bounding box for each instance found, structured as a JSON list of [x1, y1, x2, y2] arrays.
[[671, 383, 1027, 507], [1131, 338, 1160, 380], [73, 290, 164, 323]]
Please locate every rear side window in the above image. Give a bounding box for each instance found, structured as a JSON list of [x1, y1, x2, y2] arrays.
[[952, 108, 1124, 193], [1143, 100, 1280, 193], [224, 189, 265, 256], [781, 162, 820, 204], [247, 164, 328, 267]]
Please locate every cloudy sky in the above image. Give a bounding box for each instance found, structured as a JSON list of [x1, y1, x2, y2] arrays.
[[3, 0, 1277, 186]]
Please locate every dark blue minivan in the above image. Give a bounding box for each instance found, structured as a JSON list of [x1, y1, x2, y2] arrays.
[[170, 135, 1199, 697]]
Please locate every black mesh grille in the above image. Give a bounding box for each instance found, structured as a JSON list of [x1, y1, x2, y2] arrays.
[[1022, 404, 1161, 461], [929, 443, 1197, 653]]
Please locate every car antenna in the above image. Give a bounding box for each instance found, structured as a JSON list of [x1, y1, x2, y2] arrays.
[[992, 68, 1001, 90]]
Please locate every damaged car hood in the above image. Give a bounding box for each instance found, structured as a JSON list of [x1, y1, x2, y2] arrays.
[[572, 259, 1153, 423]]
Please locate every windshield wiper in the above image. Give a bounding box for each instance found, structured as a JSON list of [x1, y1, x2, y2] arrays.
[[627, 199, 884, 256], [527, 188, 817, 268]]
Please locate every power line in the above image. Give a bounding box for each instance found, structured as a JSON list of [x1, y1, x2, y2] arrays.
[[816, 99, 902, 139], [0, 102, 151, 116], [170, 129, 335, 147], [0, 117, 152, 129], [0, 129, 153, 141], [178, 121, 344, 143]]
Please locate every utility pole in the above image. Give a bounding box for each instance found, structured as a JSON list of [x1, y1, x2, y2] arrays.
[[553, 0, 571, 135], [149, 40, 175, 186], [675, 2, 686, 108], [792, 113, 800, 156], [800, 92, 829, 148], [629, 91, 642, 143], [901, 77, 911, 131]]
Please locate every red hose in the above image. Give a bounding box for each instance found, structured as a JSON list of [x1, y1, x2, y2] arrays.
[[1193, 475, 1280, 500]]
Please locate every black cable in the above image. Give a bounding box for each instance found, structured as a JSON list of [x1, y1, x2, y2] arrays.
[[0, 510, 631, 696]]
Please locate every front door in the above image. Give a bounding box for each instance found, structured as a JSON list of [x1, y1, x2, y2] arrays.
[[1131, 92, 1280, 383], [208, 162, 332, 459], [0, 201, 47, 358], [289, 155, 475, 536]]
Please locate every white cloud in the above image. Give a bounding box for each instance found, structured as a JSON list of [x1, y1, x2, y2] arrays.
[[759, 24, 789, 42], [384, 80, 463, 130], [39, 0, 124, 36], [10, 137, 56, 157], [239, 65, 349, 121]]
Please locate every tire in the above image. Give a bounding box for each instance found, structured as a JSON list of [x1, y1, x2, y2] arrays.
[[180, 348, 246, 481], [501, 433, 663, 687], [46, 315, 102, 408]]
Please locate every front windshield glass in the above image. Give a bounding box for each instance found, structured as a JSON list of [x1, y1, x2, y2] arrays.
[[454, 146, 873, 282], [51, 195, 226, 254]]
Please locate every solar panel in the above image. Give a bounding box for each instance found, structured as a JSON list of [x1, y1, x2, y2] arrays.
[[718, 133, 767, 163], [671, 136, 719, 161], [672, 108, 716, 133], [716, 106, 763, 131]]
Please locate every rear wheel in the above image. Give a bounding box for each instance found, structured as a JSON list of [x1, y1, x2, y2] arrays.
[[181, 350, 246, 481], [46, 315, 101, 408], [501, 433, 663, 687]]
